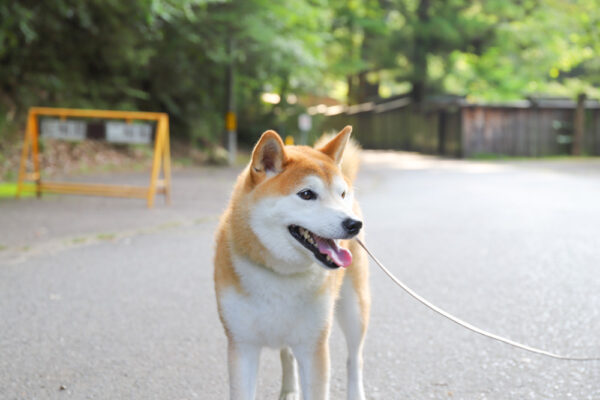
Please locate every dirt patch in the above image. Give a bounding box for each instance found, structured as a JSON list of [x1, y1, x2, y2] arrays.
[[0, 138, 230, 181], [0, 139, 153, 180]]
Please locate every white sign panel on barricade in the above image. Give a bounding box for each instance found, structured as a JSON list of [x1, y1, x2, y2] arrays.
[[105, 122, 153, 144], [40, 119, 86, 141]]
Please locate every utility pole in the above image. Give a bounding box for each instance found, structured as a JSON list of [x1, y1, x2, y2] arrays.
[[225, 36, 237, 165]]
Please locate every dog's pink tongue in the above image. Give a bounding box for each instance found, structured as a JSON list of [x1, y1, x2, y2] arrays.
[[315, 237, 352, 268]]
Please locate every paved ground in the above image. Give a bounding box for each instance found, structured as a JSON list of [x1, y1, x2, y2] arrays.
[[1, 152, 600, 399]]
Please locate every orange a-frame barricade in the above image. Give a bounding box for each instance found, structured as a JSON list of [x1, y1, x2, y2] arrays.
[[16, 107, 171, 208]]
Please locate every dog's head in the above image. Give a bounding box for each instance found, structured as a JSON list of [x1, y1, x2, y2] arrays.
[[244, 126, 362, 274]]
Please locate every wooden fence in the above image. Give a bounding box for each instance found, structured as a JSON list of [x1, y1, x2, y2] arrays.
[[321, 97, 600, 157]]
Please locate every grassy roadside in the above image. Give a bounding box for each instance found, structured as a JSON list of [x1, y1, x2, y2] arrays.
[[0, 149, 251, 198], [0, 133, 252, 198], [0, 182, 34, 198]]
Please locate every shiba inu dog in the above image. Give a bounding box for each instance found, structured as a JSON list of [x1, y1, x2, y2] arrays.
[[214, 126, 370, 400]]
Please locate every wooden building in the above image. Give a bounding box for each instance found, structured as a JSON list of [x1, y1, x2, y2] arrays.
[[321, 96, 600, 157]]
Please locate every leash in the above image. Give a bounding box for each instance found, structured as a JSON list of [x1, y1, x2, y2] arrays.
[[356, 238, 600, 361]]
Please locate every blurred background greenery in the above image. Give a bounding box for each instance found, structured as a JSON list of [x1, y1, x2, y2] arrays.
[[1, 0, 598, 149]]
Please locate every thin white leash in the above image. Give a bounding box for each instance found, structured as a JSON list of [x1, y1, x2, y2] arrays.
[[356, 238, 600, 361]]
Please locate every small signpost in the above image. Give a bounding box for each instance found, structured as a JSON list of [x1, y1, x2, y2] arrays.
[[225, 111, 237, 165], [298, 113, 312, 145], [17, 107, 172, 208]]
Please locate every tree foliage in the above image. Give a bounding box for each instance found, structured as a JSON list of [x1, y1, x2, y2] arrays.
[[325, 0, 600, 103], [1, 0, 598, 144], [0, 0, 328, 144]]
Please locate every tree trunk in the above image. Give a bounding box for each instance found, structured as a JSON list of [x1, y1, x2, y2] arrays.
[[572, 93, 586, 156], [357, 71, 379, 104], [411, 0, 430, 104], [347, 75, 357, 105]]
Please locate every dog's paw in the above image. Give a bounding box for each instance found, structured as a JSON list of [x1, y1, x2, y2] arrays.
[[279, 391, 301, 400]]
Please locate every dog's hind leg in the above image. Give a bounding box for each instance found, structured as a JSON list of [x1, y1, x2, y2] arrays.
[[336, 264, 370, 400], [279, 347, 300, 400]]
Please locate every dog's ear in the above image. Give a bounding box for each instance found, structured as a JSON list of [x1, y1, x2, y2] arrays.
[[250, 130, 287, 182], [317, 125, 352, 165]]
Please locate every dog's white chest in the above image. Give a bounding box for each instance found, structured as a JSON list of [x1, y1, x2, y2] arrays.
[[219, 255, 333, 348]]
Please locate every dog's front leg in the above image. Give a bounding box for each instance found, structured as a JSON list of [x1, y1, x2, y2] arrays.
[[228, 339, 260, 400], [293, 338, 330, 400], [280, 347, 300, 399]]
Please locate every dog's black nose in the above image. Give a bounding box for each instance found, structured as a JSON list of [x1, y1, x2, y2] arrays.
[[342, 218, 362, 235]]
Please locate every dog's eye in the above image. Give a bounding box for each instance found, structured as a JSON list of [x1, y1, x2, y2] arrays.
[[341, 191, 346, 199], [297, 189, 317, 200]]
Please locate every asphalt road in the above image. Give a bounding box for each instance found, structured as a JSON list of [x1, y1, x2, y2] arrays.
[[1, 152, 600, 399]]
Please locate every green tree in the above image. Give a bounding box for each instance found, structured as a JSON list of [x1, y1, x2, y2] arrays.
[[1, 0, 599, 148], [0, 0, 331, 145]]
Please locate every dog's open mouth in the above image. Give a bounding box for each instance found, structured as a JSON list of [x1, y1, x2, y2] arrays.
[[288, 225, 352, 269]]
